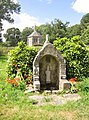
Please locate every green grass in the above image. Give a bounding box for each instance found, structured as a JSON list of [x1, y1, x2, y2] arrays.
[[0, 46, 14, 55], [0, 55, 8, 81], [0, 55, 89, 120]]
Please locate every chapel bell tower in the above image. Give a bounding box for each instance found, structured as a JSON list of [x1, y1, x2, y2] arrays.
[[27, 26, 42, 46]]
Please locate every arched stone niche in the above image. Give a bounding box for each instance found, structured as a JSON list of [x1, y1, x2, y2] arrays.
[[33, 42, 66, 91], [39, 55, 59, 90]]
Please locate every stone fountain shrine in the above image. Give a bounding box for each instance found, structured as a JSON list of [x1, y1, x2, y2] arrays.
[[33, 35, 71, 91]]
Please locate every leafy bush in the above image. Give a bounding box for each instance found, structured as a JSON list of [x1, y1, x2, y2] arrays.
[[7, 41, 38, 82], [54, 36, 89, 79], [17, 79, 26, 91], [76, 77, 89, 92]]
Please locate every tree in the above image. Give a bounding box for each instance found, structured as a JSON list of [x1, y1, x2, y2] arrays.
[[81, 27, 89, 45], [0, 0, 20, 42], [54, 36, 89, 79], [50, 19, 69, 43], [4, 27, 21, 46], [36, 24, 53, 43], [37, 19, 69, 43], [80, 13, 89, 29], [0, 20, 3, 42], [0, 0, 20, 23], [66, 24, 82, 38], [20, 27, 33, 43]]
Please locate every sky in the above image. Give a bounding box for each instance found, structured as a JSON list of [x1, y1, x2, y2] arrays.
[[2, 0, 89, 40]]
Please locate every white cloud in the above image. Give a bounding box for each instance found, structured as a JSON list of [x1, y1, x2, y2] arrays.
[[11, 0, 18, 3], [2, 12, 42, 41], [72, 0, 89, 13]]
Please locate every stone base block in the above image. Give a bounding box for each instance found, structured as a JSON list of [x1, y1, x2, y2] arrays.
[[34, 81, 40, 91], [59, 79, 71, 91]]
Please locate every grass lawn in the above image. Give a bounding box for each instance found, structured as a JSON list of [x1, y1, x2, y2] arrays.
[[0, 55, 8, 81], [0, 55, 89, 120]]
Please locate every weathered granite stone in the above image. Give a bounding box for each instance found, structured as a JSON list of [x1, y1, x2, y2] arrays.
[[33, 35, 68, 91]]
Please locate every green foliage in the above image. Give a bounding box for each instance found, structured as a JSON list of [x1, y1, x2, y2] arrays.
[[0, 46, 14, 55], [81, 27, 89, 45], [7, 41, 38, 80], [0, 55, 7, 81], [20, 27, 33, 43], [1, 46, 89, 120], [37, 19, 69, 43], [0, 0, 20, 31], [18, 80, 26, 91], [51, 19, 69, 39], [54, 36, 89, 79], [80, 13, 89, 29], [4, 27, 21, 46], [37, 23, 52, 43], [29, 99, 38, 104], [0, 82, 35, 105], [76, 78, 89, 93], [0, 83, 24, 102], [66, 24, 82, 38], [44, 96, 52, 102]]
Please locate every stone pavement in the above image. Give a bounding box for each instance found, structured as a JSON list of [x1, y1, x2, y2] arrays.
[[29, 93, 81, 106]]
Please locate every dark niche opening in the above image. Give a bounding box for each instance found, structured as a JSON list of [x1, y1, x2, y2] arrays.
[[39, 55, 59, 90]]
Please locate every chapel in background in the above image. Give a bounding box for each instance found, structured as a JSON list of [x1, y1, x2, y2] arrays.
[[27, 28, 42, 46]]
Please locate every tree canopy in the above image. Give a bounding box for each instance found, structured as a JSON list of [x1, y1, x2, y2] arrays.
[[3, 13, 89, 47], [0, 0, 21, 42], [36, 19, 69, 43], [66, 24, 82, 38], [81, 27, 89, 45], [0, 0, 20, 23], [4, 27, 21, 46], [20, 27, 33, 43], [80, 13, 89, 29]]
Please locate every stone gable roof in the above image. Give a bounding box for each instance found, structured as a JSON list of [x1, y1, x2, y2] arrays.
[[33, 40, 66, 65]]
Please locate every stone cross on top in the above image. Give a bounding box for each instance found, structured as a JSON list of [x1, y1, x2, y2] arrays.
[[44, 34, 49, 45]]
